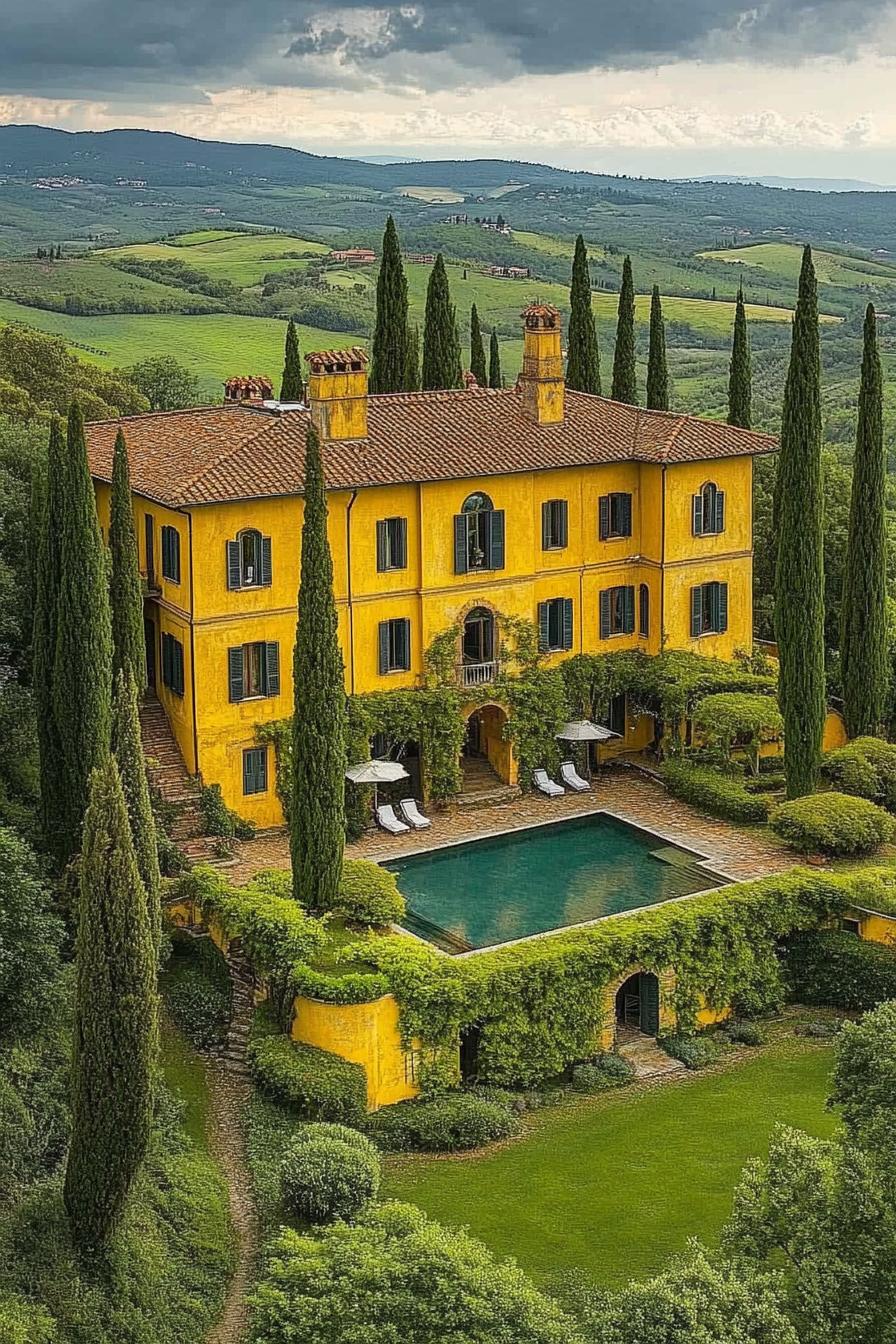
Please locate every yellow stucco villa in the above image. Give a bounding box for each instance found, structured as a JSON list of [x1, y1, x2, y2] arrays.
[[86, 304, 775, 828]]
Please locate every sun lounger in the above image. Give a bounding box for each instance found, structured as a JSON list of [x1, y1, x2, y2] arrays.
[[376, 803, 410, 834], [399, 798, 432, 829], [533, 768, 564, 797], [560, 761, 590, 792]]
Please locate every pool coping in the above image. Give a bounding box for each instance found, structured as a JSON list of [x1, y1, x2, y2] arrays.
[[382, 805, 744, 959]]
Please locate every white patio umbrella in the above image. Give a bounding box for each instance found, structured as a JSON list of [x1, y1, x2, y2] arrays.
[[345, 758, 409, 811], [555, 720, 620, 777]]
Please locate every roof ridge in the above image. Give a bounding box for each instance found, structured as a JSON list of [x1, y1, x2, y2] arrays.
[[89, 402, 235, 428]]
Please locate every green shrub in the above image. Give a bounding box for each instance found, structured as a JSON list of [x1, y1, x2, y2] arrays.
[[0, 1294, 56, 1344], [247, 1034, 367, 1124], [162, 935, 231, 1051], [570, 1053, 634, 1092], [839, 865, 896, 916], [821, 736, 896, 810], [292, 965, 391, 1005], [280, 1129, 381, 1223], [198, 782, 256, 840], [723, 1019, 766, 1046], [770, 792, 895, 856], [334, 859, 406, 926], [662, 760, 771, 823], [744, 772, 786, 794], [795, 1018, 844, 1039], [660, 1032, 725, 1070], [366, 1093, 521, 1152], [784, 929, 896, 1010], [692, 691, 783, 774]]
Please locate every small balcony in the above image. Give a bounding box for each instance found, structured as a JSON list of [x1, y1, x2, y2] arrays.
[[458, 660, 500, 689]]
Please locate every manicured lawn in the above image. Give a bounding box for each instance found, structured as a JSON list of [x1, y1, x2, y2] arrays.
[[384, 1039, 838, 1287], [159, 1016, 212, 1150]]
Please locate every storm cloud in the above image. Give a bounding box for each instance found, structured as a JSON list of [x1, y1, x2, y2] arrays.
[[3, 0, 894, 97]]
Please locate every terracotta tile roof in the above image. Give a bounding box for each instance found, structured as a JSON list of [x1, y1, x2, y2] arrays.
[[85, 386, 777, 508]]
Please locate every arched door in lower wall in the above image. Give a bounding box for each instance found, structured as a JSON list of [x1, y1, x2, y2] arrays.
[[614, 971, 660, 1036]]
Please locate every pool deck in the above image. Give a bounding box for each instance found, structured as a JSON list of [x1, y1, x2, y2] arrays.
[[226, 765, 801, 886]]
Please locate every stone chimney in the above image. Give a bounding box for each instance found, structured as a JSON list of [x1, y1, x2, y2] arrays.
[[518, 303, 564, 425], [223, 375, 273, 404], [305, 347, 369, 440]]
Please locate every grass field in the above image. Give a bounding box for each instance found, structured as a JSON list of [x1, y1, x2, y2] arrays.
[[0, 255, 223, 308], [699, 241, 896, 289], [99, 230, 330, 287], [384, 1039, 837, 1287], [398, 186, 465, 203]]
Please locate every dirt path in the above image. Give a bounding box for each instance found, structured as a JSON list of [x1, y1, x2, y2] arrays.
[[206, 1065, 259, 1344]]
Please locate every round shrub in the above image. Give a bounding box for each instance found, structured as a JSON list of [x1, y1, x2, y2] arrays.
[[570, 1053, 634, 1092], [333, 859, 406, 926], [366, 1093, 522, 1153], [660, 1032, 725, 1070], [247, 1034, 367, 1124], [770, 791, 895, 856], [724, 1019, 766, 1046], [662, 760, 771, 824], [288, 1120, 375, 1152], [281, 1133, 381, 1223], [821, 736, 896, 810]]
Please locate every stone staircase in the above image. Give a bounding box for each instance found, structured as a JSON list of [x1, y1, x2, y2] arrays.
[[139, 695, 223, 866], [458, 755, 520, 810], [221, 940, 256, 1075], [617, 1031, 685, 1080]]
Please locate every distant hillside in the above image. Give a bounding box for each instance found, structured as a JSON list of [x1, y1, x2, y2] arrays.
[[693, 174, 896, 193]]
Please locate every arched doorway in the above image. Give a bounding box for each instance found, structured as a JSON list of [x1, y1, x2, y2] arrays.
[[615, 971, 660, 1037], [462, 704, 513, 788]]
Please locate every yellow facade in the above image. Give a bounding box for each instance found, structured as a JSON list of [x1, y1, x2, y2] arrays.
[[291, 992, 420, 1109]]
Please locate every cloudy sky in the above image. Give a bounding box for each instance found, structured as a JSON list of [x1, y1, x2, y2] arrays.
[[3, 1, 896, 180]]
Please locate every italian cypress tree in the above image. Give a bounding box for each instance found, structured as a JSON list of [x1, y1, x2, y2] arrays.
[[469, 304, 487, 386], [290, 424, 346, 910], [63, 757, 156, 1251], [109, 429, 146, 694], [646, 285, 669, 410], [53, 403, 113, 860], [489, 330, 502, 389], [422, 254, 462, 391], [611, 256, 637, 404], [33, 416, 65, 855], [280, 319, 303, 401], [728, 286, 752, 428], [841, 304, 888, 737], [566, 234, 601, 394], [404, 324, 420, 392], [370, 216, 409, 394], [112, 670, 162, 957], [775, 245, 825, 799]]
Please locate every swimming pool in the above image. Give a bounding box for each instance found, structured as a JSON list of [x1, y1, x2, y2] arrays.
[[385, 812, 726, 953]]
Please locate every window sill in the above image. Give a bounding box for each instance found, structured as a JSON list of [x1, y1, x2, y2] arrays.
[[376, 566, 408, 574], [380, 667, 412, 676]]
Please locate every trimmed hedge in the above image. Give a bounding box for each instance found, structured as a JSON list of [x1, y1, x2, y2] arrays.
[[281, 1129, 381, 1223], [821, 736, 896, 810], [333, 859, 406, 926], [662, 760, 771, 823], [770, 791, 895, 856], [247, 1034, 367, 1124], [784, 929, 896, 1011], [365, 1093, 521, 1153], [292, 965, 391, 1005]]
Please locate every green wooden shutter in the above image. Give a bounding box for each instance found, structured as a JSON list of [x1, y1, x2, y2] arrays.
[[690, 586, 703, 638], [623, 585, 635, 634], [541, 502, 551, 550], [599, 589, 611, 639], [264, 642, 280, 696], [398, 618, 411, 669], [692, 493, 703, 536], [396, 517, 408, 569], [639, 973, 660, 1035], [228, 646, 245, 702], [537, 601, 549, 651], [717, 582, 729, 633], [226, 540, 241, 590], [558, 500, 568, 548], [620, 494, 632, 537], [376, 519, 388, 571], [161, 634, 171, 689], [598, 495, 610, 540], [489, 509, 505, 569], [714, 490, 725, 534], [639, 583, 649, 638], [562, 597, 574, 650], [260, 536, 272, 585], [453, 515, 468, 574], [378, 622, 390, 675], [173, 640, 184, 696]]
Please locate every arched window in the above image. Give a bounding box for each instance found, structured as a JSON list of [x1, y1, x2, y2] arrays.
[[693, 481, 725, 536], [455, 494, 504, 573], [226, 528, 272, 590], [462, 607, 496, 668]]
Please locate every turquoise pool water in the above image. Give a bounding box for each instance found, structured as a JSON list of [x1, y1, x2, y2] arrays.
[[386, 813, 725, 952]]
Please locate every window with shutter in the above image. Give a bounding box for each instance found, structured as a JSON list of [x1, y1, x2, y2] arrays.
[[600, 585, 635, 637], [228, 646, 245, 702], [453, 515, 468, 574], [488, 509, 505, 569], [538, 597, 572, 652], [161, 525, 180, 582], [562, 597, 573, 650], [264, 642, 280, 696], [691, 586, 703, 638], [694, 483, 725, 537], [378, 619, 412, 673], [537, 601, 550, 652], [226, 540, 241, 590], [691, 492, 703, 536], [377, 517, 408, 571], [690, 581, 728, 636], [542, 499, 568, 550], [599, 493, 633, 540], [243, 747, 268, 795], [161, 633, 185, 696], [260, 536, 273, 586], [599, 589, 611, 640]]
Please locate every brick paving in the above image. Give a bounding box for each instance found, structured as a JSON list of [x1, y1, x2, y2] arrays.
[[226, 764, 798, 886]]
